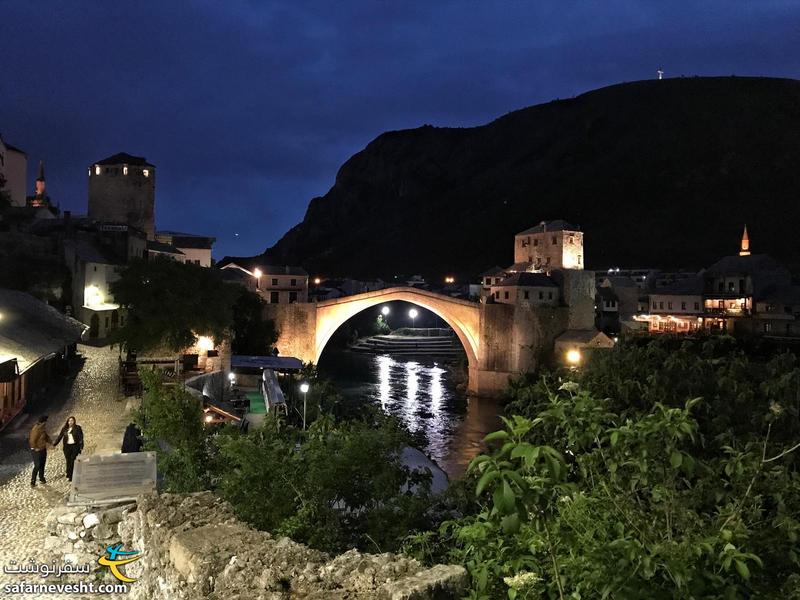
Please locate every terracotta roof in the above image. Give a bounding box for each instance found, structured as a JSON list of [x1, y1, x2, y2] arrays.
[[479, 265, 505, 277], [704, 254, 788, 278], [650, 276, 705, 296], [555, 329, 610, 344], [147, 240, 184, 255], [496, 272, 558, 287], [94, 153, 154, 167], [0, 288, 87, 373], [70, 236, 123, 265], [517, 219, 580, 235], [218, 258, 308, 276]]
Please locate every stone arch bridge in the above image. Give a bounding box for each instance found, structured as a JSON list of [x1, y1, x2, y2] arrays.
[[263, 286, 574, 396]]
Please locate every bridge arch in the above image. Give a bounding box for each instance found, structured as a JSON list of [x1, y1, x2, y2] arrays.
[[314, 287, 480, 367]]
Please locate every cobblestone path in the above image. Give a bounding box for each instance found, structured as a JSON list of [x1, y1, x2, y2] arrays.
[[0, 345, 135, 599]]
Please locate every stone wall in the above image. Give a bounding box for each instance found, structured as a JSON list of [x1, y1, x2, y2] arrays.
[[263, 302, 318, 363], [43, 501, 138, 584], [45, 492, 467, 599]]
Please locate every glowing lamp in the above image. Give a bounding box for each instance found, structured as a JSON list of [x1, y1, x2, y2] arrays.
[[381, 306, 390, 316], [227, 372, 236, 381], [94, 165, 100, 175], [143, 169, 150, 177], [566, 349, 582, 366], [196, 336, 214, 351], [408, 308, 418, 319], [314, 277, 321, 285], [204, 414, 213, 423], [253, 268, 262, 278], [299, 382, 310, 394], [84, 285, 104, 307]]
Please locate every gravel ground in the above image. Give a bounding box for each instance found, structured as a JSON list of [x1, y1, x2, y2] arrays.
[[0, 344, 135, 599]]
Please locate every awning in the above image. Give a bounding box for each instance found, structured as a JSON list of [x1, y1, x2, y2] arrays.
[[231, 355, 303, 371]]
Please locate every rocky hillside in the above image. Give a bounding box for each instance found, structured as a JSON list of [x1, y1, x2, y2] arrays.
[[255, 76, 800, 279]]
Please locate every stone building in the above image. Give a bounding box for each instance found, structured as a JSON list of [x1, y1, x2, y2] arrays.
[[88, 153, 156, 239], [156, 231, 216, 266], [219, 260, 309, 303], [64, 221, 147, 339], [488, 272, 559, 306], [0, 288, 85, 430], [637, 228, 800, 337], [514, 219, 584, 270], [0, 135, 27, 207]]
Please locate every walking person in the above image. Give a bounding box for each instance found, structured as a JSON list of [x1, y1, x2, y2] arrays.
[[54, 416, 84, 482], [29, 415, 52, 487]]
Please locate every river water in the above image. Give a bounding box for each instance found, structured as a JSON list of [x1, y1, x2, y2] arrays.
[[318, 349, 504, 477]]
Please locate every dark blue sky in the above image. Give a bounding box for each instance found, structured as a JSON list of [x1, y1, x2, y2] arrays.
[[2, 1, 797, 258]]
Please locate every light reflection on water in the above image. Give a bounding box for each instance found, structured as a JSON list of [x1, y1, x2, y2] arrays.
[[319, 351, 503, 476]]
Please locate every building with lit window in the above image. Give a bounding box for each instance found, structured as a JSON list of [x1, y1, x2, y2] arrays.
[[155, 231, 216, 266], [636, 228, 800, 337], [88, 153, 156, 239], [514, 220, 584, 270], [488, 272, 559, 306], [218, 261, 308, 304]]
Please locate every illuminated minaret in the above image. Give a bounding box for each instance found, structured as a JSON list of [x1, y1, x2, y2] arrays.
[[739, 225, 750, 257], [27, 160, 50, 208]]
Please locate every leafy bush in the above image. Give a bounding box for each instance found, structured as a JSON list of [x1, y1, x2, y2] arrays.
[[417, 337, 800, 599], [135, 370, 208, 492]]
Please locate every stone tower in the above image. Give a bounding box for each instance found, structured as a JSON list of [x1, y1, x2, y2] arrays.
[[88, 153, 155, 238], [514, 220, 584, 270]]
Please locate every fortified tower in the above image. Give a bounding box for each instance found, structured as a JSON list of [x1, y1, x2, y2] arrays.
[[88, 153, 155, 238], [514, 219, 584, 270]]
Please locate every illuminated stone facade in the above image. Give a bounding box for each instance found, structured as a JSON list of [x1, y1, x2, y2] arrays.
[[88, 153, 156, 239], [514, 220, 584, 270]]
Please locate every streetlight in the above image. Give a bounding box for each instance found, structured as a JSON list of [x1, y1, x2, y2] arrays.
[[566, 349, 581, 367], [313, 277, 321, 285], [381, 306, 390, 316], [253, 268, 262, 290], [299, 382, 310, 430], [409, 308, 418, 329]]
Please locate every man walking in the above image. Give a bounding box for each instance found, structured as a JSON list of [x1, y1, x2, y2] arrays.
[[29, 415, 51, 487]]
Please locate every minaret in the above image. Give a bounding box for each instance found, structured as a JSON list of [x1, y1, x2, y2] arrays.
[[27, 160, 48, 207], [34, 161, 45, 197], [739, 225, 750, 257]]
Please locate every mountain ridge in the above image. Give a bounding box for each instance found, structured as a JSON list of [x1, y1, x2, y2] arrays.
[[235, 76, 800, 279]]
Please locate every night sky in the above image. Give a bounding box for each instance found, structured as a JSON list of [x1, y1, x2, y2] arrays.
[[2, 2, 797, 259]]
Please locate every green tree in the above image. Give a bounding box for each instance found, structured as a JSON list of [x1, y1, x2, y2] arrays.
[[135, 370, 208, 492], [419, 339, 800, 599], [231, 289, 278, 355], [111, 257, 239, 352]]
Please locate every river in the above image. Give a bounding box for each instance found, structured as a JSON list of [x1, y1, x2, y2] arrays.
[[318, 348, 504, 477]]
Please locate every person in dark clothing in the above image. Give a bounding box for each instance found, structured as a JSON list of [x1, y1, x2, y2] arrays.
[[121, 423, 143, 453], [29, 415, 52, 487], [54, 416, 84, 481]]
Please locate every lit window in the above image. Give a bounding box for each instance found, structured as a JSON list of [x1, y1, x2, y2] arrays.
[[95, 165, 101, 175], [143, 169, 150, 177], [123, 166, 129, 175]]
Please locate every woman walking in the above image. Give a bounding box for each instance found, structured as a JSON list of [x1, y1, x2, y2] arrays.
[[54, 416, 84, 481]]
